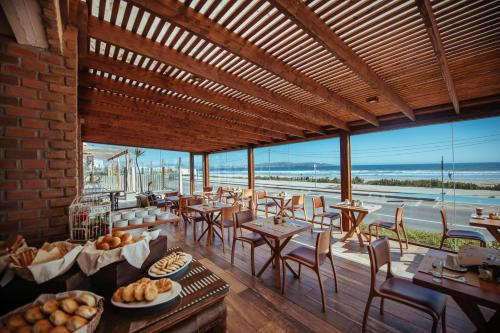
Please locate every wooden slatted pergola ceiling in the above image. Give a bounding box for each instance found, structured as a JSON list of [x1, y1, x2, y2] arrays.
[[71, 0, 500, 153]]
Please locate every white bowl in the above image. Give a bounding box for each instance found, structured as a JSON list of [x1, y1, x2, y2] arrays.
[[135, 210, 148, 218], [111, 214, 122, 222], [128, 217, 143, 225], [148, 208, 161, 215], [146, 206, 157, 210], [131, 208, 142, 211], [157, 213, 171, 221], [147, 228, 161, 240], [122, 212, 135, 219], [143, 215, 156, 223], [113, 220, 128, 228]]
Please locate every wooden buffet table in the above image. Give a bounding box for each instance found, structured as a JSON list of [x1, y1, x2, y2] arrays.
[[242, 217, 311, 289], [470, 216, 500, 242], [330, 203, 381, 247]]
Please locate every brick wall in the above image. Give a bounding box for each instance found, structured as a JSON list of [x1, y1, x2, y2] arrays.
[[0, 27, 79, 245]]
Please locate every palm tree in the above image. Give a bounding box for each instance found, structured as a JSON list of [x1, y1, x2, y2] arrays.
[[134, 148, 145, 192]]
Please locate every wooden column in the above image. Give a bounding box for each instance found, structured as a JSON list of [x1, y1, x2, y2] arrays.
[[340, 131, 352, 231], [189, 153, 195, 195], [247, 146, 255, 190], [202, 152, 210, 189]]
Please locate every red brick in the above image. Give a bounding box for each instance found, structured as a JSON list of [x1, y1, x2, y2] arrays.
[[40, 130, 63, 139], [0, 181, 17, 190], [7, 210, 40, 221], [45, 151, 65, 159], [22, 160, 46, 169], [40, 208, 65, 218], [23, 200, 47, 209], [7, 43, 38, 59], [66, 151, 77, 159], [65, 187, 77, 196], [0, 73, 18, 85], [49, 160, 75, 169], [0, 52, 18, 64], [5, 127, 36, 138], [21, 139, 46, 149], [41, 189, 64, 198], [41, 111, 65, 121], [22, 179, 46, 189], [49, 102, 73, 112], [22, 78, 46, 90], [65, 76, 76, 86], [64, 131, 76, 141], [6, 190, 38, 200], [39, 73, 64, 84], [22, 98, 46, 110], [5, 85, 37, 99], [0, 221, 19, 233], [4, 106, 39, 118], [0, 117, 17, 126], [21, 118, 48, 129], [20, 218, 49, 230], [0, 96, 19, 106], [50, 65, 72, 75], [49, 178, 76, 188], [6, 170, 37, 179], [41, 169, 64, 178], [50, 140, 74, 149], [39, 90, 64, 102], [0, 160, 17, 169], [22, 58, 47, 72], [49, 197, 73, 207], [49, 216, 68, 226], [64, 94, 77, 106], [5, 150, 37, 159], [50, 121, 74, 130], [42, 225, 67, 237], [49, 83, 74, 94], [66, 169, 77, 177], [3, 65, 36, 79], [40, 53, 62, 65]]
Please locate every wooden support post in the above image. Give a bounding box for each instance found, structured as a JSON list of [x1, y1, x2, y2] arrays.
[[247, 146, 255, 190], [203, 153, 210, 189], [189, 153, 195, 195], [340, 131, 352, 231]]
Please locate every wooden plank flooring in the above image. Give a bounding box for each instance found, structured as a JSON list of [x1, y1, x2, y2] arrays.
[[157, 220, 486, 333]]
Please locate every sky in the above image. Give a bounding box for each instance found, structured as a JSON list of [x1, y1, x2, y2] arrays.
[[86, 116, 500, 167]]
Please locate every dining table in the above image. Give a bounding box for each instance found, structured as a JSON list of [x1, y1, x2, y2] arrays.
[[470, 215, 500, 242], [264, 194, 293, 217], [188, 202, 232, 246], [413, 248, 500, 332], [329, 203, 381, 247], [241, 217, 311, 289]]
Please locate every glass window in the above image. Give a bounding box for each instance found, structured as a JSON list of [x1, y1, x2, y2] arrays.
[[209, 150, 248, 189]]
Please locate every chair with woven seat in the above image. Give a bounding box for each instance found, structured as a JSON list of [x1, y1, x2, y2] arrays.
[[255, 191, 277, 217], [180, 197, 205, 241], [213, 204, 240, 253], [281, 227, 338, 312], [362, 237, 447, 333], [311, 196, 342, 233], [231, 210, 268, 276], [284, 194, 307, 220], [439, 208, 486, 249], [368, 205, 408, 255]]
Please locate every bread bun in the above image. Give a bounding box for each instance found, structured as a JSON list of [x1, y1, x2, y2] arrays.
[[95, 236, 104, 245], [112, 230, 124, 238], [7, 313, 27, 328], [109, 237, 121, 249], [15, 326, 32, 333], [74, 306, 97, 320], [49, 327, 70, 333], [32, 319, 53, 333], [122, 284, 136, 303], [75, 293, 96, 307], [112, 287, 124, 303], [103, 236, 113, 244], [24, 306, 44, 323], [41, 299, 59, 315], [144, 282, 158, 301], [120, 233, 132, 243], [49, 310, 70, 326], [120, 240, 133, 247], [65, 316, 87, 332], [96, 242, 109, 251], [60, 299, 78, 315], [133, 283, 146, 302]]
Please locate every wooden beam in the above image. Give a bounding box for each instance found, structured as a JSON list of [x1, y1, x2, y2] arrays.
[[40, 0, 64, 53], [130, 0, 379, 126], [87, 17, 348, 131], [270, 0, 415, 121], [203, 153, 209, 188], [80, 53, 311, 137], [340, 131, 352, 231], [1, 0, 48, 49], [416, 0, 460, 114], [189, 153, 195, 195], [248, 146, 255, 191]]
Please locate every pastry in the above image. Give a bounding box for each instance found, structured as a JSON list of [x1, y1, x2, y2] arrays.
[[49, 310, 70, 326], [41, 299, 59, 315], [109, 237, 121, 249], [151, 252, 188, 275], [60, 299, 78, 315], [120, 233, 132, 243], [133, 283, 146, 302], [49, 327, 70, 333], [122, 283, 136, 303], [137, 277, 150, 284], [65, 316, 87, 332], [156, 278, 172, 293], [6, 313, 27, 328], [24, 306, 44, 323], [74, 306, 97, 320], [112, 230, 124, 238], [112, 287, 124, 303], [96, 242, 109, 251], [144, 282, 158, 302], [32, 319, 53, 333], [15, 326, 32, 333], [76, 293, 96, 307], [103, 236, 113, 244]]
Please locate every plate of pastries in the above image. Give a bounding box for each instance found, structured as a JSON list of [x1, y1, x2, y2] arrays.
[[148, 252, 192, 278], [111, 277, 182, 308], [0, 292, 102, 333], [94, 231, 143, 251]]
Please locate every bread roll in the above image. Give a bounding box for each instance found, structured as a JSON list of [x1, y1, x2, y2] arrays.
[[75, 293, 96, 307], [103, 236, 113, 244], [49, 327, 70, 333], [156, 278, 172, 293], [7, 313, 27, 328], [112, 287, 124, 303], [24, 306, 44, 323], [49, 310, 70, 326], [96, 242, 109, 251], [144, 282, 158, 302], [122, 284, 136, 303], [60, 299, 78, 315], [119, 240, 132, 247], [75, 306, 97, 320], [120, 233, 132, 243], [133, 283, 146, 302], [41, 299, 59, 315], [95, 236, 105, 244], [15, 326, 32, 333], [109, 237, 121, 249], [65, 316, 87, 332], [32, 319, 53, 333], [112, 230, 124, 238]]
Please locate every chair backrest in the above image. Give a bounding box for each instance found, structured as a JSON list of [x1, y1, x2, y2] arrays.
[[315, 227, 332, 260], [215, 187, 223, 200], [187, 197, 203, 206], [221, 204, 240, 221], [394, 205, 404, 230], [292, 194, 304, 206], [234, 209, 254, 228], [178, 197, 189, 214], [203, 186, 213, 193], [241, 188, 253, 199], [164, 191, 178, 197], [367, 237, 393, 290], [312, 196, 325, 212], [255, 191, 266, 200], [440, 207, 449, 233]]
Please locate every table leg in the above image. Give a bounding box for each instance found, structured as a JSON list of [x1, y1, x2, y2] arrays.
[[486, 226, 500, 243], [354, 211, 368, 247], [274, 239, 281, 289], [340, 212, 356, 241], [452, 296, 487, 330]]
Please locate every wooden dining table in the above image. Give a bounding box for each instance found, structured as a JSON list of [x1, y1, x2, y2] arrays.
[[241, 217, 311, 289], [188, 202, 232, 246], [470, 215, 500, 242], [330, 203, 381, 247], [264, 194, 292, 217], [413, 249, 500, 332]]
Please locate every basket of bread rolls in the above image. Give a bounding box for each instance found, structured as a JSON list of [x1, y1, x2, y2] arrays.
[[94, 231, 140, 251], [9, 241, 83, 283], [0, 290, 103, 333]]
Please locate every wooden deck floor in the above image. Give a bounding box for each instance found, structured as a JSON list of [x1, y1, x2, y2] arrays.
[[159, 220, 484, 333]]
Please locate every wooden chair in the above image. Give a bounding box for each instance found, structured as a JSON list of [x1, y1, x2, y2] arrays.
[[180, 197, 204, 241], [281, 227, 338, 312], [164, 191, 179, 213], [284, 194, 307, 220], [311, 196, 342, 233], [213, 204, 241, 253], [254, 191, 277, 217], [439, 208, 486, 249], [362, 237, 447, 333], [231, 210, 267, 276], [239, 188, 254, 209], [368, 205, 408, 255], [202, 186, 213, 199]]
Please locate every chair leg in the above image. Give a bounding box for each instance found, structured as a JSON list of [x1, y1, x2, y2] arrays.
[[328, 254, 338, 292], [303, 206, 307, 222], [250, 245, 255, 276], [321, 216, 324, 230], [368, 224, 373, 243], [298, 263, 302, 279], [281, 259, 286, 295], [362, 296, 373, 333], [193, 221, 197, 241], [231, 239, 236, 265], [380, 297, 384, 315], [431, 316, 438, 333], [395, 230, 403, 255], [220, 227, 225, 253], [480, 240, 486, 247], [315, 268, 326, 313], [401, 225, 409, 249], [442, 305, 447, 333], [439, 235, 446, 249]]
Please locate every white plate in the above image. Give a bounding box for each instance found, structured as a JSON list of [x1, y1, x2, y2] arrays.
[[148, 253, 193, 278], [111, 281, 182, 308]]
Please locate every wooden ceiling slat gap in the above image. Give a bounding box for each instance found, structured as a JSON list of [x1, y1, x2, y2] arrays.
[[228, 1, 267, 33]]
